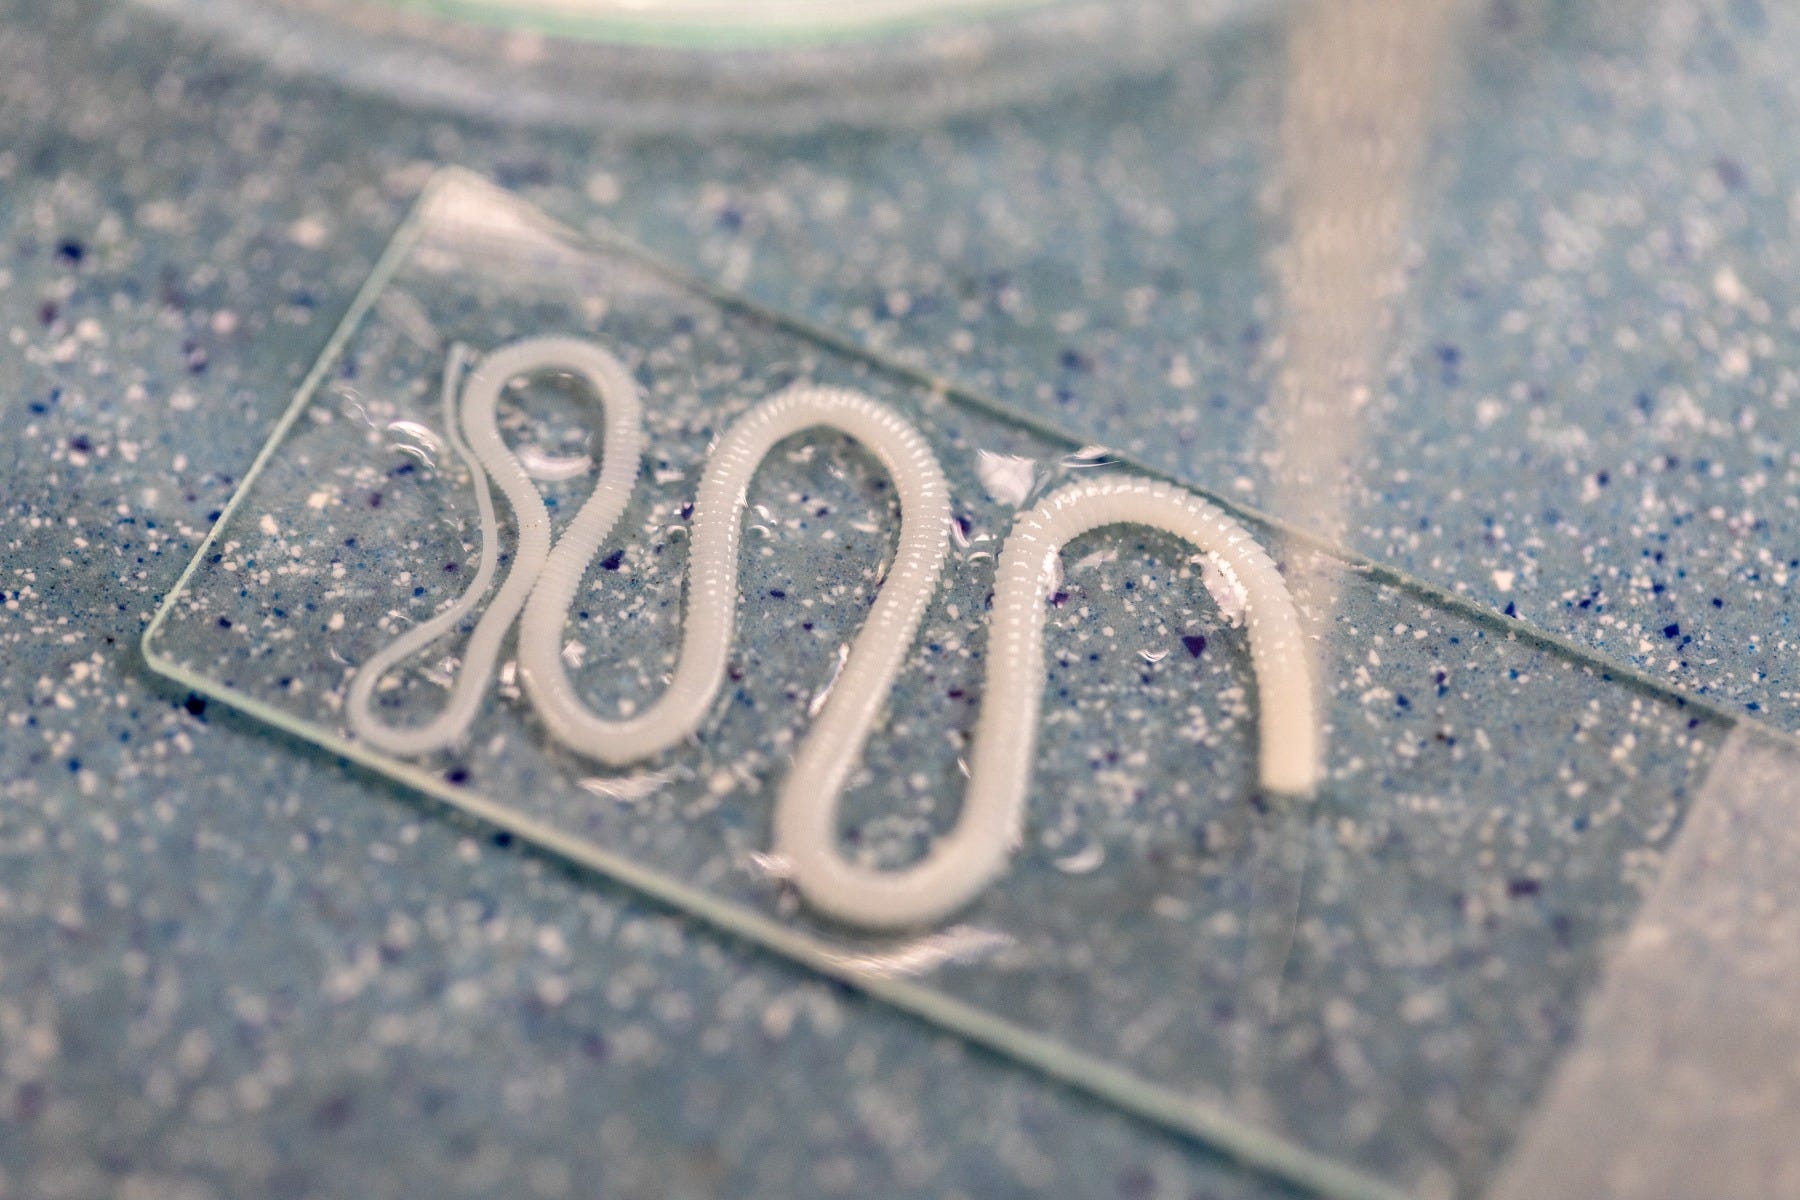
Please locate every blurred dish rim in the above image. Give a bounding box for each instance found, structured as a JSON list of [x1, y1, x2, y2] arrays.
[[125, 0, 1278, 131], [370, 0, 1063, 50]]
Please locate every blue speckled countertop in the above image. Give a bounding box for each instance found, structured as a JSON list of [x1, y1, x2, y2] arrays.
[[3, 0, 1797, 1197]]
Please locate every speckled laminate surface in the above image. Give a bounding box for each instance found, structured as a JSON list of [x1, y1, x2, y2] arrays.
[[3, 1, 1797, 1197]]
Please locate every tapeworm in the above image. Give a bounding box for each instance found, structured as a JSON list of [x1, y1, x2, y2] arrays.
[[347, 337, 644, 757], [516, 384, 951, 766], [777, 476, 1317, 928], [348, 337, 1316, 929]]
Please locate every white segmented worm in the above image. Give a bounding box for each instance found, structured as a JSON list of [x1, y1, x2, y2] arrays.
[[347, 336, 1317, 931], [346, 336, 645, 756], [776, 476, 1318, 930], [517, 384, 952, 766]]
